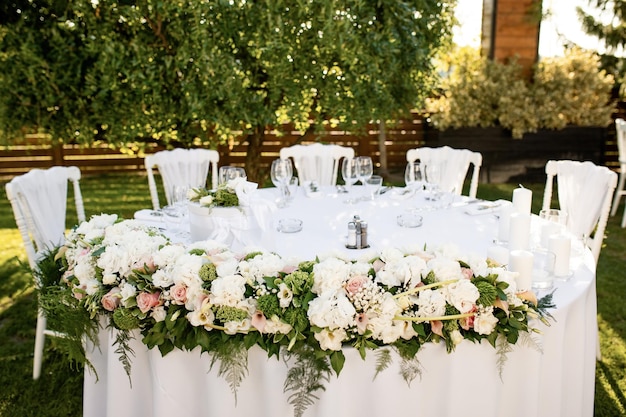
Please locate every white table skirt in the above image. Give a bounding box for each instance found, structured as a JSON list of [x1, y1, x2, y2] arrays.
[[85, 186, 597, 417]]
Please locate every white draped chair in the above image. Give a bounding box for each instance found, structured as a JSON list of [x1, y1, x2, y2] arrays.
[[279, 143, 355, 186], [5, 166, 86, 379], [610, 118, 626, 227], [145, 149, 219, 210], [542, 160, 617, 264], [406, 146, 482, 198]]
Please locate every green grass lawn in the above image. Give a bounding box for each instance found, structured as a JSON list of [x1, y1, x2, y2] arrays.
[[0, 173, 625, 416]]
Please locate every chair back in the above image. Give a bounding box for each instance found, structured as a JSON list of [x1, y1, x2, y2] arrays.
[[5, 166, 85, 269], [616, 118, 626, 169], [542, 160, 617, 263], [406, 146, 482, 198], [145, 148, 219, 209], [279, 143, 355, 186]]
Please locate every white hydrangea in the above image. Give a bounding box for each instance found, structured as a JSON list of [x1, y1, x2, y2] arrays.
[[311, 257, 351, 294]]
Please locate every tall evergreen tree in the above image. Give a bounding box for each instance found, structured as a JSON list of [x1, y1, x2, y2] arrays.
[[578, 0, 626, 90]]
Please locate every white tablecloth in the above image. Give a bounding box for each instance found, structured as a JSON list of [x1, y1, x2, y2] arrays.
[[85, 186, 597, 417]]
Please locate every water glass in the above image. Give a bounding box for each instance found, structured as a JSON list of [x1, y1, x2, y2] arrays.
[[356, 156, 373, 185], [532, 250, 556, 290], [365, 175, 383, 200], [270, 158, 293, 207]]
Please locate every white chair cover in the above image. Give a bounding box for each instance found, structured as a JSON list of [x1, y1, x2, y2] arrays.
[[7, 166, 84, 256], [542, 160, 617, 263], [5, 165, 86, 380], [279, 143, 355, 186], [145, 149, 219, 210], [406, 146, 482, 198]]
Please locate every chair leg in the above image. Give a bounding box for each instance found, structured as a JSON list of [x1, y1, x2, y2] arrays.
[[33, 312, 47, 380], [622, 204, 626, 228], [611, 173, 626, 216]]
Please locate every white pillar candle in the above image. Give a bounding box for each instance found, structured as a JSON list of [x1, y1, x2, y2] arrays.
[[487, 245, 509, 266], [509, 250, 534, 292], [508, 212, 531, 251], [497, 202, 515, 242], [512, 187, 532, 215], [548, 234, 571, 277]]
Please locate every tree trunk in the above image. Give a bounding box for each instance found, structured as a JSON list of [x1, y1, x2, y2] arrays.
[[378, 121, 389, 177], [244, 125, 267, 185]]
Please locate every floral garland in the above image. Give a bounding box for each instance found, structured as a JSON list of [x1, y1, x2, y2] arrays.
[[42, 214, 554, 417]]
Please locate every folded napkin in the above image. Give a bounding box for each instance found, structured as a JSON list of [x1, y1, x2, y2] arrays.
[[464, 200, 507, 216]]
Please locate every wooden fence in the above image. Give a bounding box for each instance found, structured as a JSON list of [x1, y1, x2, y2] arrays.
[[0, 113, 621, 182], [0, 116, 429, 180]]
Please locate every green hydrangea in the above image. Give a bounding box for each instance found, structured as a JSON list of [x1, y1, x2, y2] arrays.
[[283, 307, 309, 332], [215, 305, 248, 323], [256, 294, 281, 318], [283, 271, 311, 292], [214, 188, 239, 207], [113, 308, 141, 330], [199, 263, 217, 282]]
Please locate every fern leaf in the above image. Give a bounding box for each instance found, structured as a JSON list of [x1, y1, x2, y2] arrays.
[[283, 348, 331, 417], [373, 348, 392, 380], [399, 355, 422, 387]]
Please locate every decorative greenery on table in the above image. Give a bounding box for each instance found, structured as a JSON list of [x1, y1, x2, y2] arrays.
[[39, 214, 555, 417], [188, 179, 240, 209]]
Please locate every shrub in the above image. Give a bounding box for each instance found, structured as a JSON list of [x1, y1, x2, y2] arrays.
[[426, 47, 615, 138]]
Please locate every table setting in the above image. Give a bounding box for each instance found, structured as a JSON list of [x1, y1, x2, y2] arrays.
[[35, 162, 597, 417]]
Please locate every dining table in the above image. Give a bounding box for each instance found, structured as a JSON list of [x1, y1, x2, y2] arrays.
[[82, 184, 597, 417]]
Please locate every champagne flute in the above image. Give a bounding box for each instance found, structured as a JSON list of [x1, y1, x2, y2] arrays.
[[270, 158, 293, 207]]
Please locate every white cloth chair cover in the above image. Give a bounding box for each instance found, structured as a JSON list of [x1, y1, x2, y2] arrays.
[[279, 143, 355, 186], [406, 146, 482, 198], [145, 149, 220, 210], [610, 118, 626, 227], [5, 166, 86, 379], [542, 160, 617, 264]]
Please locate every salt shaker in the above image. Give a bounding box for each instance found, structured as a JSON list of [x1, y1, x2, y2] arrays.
[[347, 221, 357, 248]]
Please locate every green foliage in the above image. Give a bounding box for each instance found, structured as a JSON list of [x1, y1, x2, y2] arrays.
[[427, 47, 615, 138], [0, 0, 455, 181]]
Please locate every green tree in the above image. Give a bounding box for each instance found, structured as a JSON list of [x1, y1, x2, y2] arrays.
[[577, 0, 626, 91], [0, 0, 455, 182]]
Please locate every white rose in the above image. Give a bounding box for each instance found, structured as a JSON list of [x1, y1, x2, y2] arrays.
[[312, 258, 351, 294], [151, 269, 174, 288], [199, 195, 214, 206], [427, 257, 464, 282], [416, 289, 446, 318], [445, 280, 479, 313], [151, 306, 167, 322], [102, 273, 118, 285], [450, 329, 464, 346], [474, 306, 499, 335]]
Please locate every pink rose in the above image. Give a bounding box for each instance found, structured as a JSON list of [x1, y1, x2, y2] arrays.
[[345, 275, 368, 296], [169, 283, 188, 304], [101, 288, 121, 311], [281, 264, 297, 274], [137, 291, 162, 313]]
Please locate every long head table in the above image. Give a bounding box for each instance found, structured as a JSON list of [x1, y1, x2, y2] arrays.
[[83, 185, 596, 417]]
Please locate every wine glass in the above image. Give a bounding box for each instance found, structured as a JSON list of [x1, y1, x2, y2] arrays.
[[356, 156, 373, 185], [270, 158, 293, 207], [341, 158, 359, 203], [356, 156, 373, 201], [219, 166, 247, 185], [404, 161, 423, 191]]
